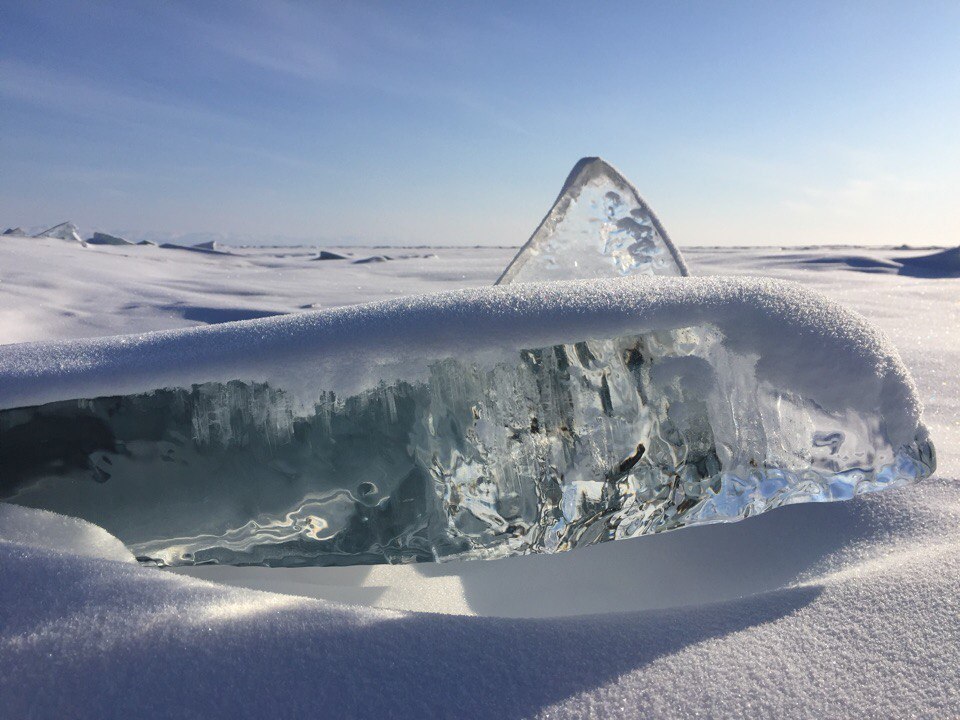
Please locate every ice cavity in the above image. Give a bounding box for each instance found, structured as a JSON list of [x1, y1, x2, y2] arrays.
[[0, 277, 934, 567], [497, 157, 689, 284]]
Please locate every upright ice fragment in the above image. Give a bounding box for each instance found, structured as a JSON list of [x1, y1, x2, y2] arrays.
[[0, 278, 935, 566], [497, 157, 688, 284]]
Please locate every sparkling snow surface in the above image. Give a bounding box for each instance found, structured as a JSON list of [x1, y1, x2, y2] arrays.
[[0, 237, 958, 718]]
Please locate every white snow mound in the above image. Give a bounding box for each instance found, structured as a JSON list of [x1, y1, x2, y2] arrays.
[[0, 503, 134, 563], [0, 275, 923, 447]]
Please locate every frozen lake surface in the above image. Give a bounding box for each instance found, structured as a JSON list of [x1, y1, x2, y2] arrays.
[[1, 236, 958, 718]]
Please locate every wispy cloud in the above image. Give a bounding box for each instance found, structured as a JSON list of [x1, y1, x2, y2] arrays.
[[175, 1, 534, 138], [0, 60, 316, 170], [180, 1, 424, 85], [784, 174, 931, 217], [0, 60, 230, 128]]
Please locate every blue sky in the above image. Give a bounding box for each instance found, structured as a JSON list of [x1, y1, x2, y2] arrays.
[[1, 1, 958, 246]]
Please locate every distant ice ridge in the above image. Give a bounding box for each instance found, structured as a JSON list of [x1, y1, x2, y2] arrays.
[[0, 277, 934, 566], [33, 221, 85, 245], [88, 231, 133, 246]]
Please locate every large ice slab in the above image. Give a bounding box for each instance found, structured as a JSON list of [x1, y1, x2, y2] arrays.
[[0, 277, 934, 566], [497, 157, 688, 283]]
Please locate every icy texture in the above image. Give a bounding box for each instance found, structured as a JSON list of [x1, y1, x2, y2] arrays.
[[0, 319, 933, 566], [497, 158, 688, 283]]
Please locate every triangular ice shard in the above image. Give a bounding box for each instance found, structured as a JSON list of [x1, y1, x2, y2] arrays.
[[497, 158, 688, 284]]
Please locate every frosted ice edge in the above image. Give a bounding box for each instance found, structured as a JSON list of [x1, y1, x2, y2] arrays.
[[0, 325, 934, 567]]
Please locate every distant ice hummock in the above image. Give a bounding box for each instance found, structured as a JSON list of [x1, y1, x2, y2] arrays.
[[313, 250, 349, 261], [34, 221, 85, 245], [88, 232, 133, 246]]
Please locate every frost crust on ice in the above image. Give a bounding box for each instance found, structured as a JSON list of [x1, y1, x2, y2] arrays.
[[0, 276, 923, 441]]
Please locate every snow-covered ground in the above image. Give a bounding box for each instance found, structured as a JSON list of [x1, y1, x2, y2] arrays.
[[1, 236, 958, 718]]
